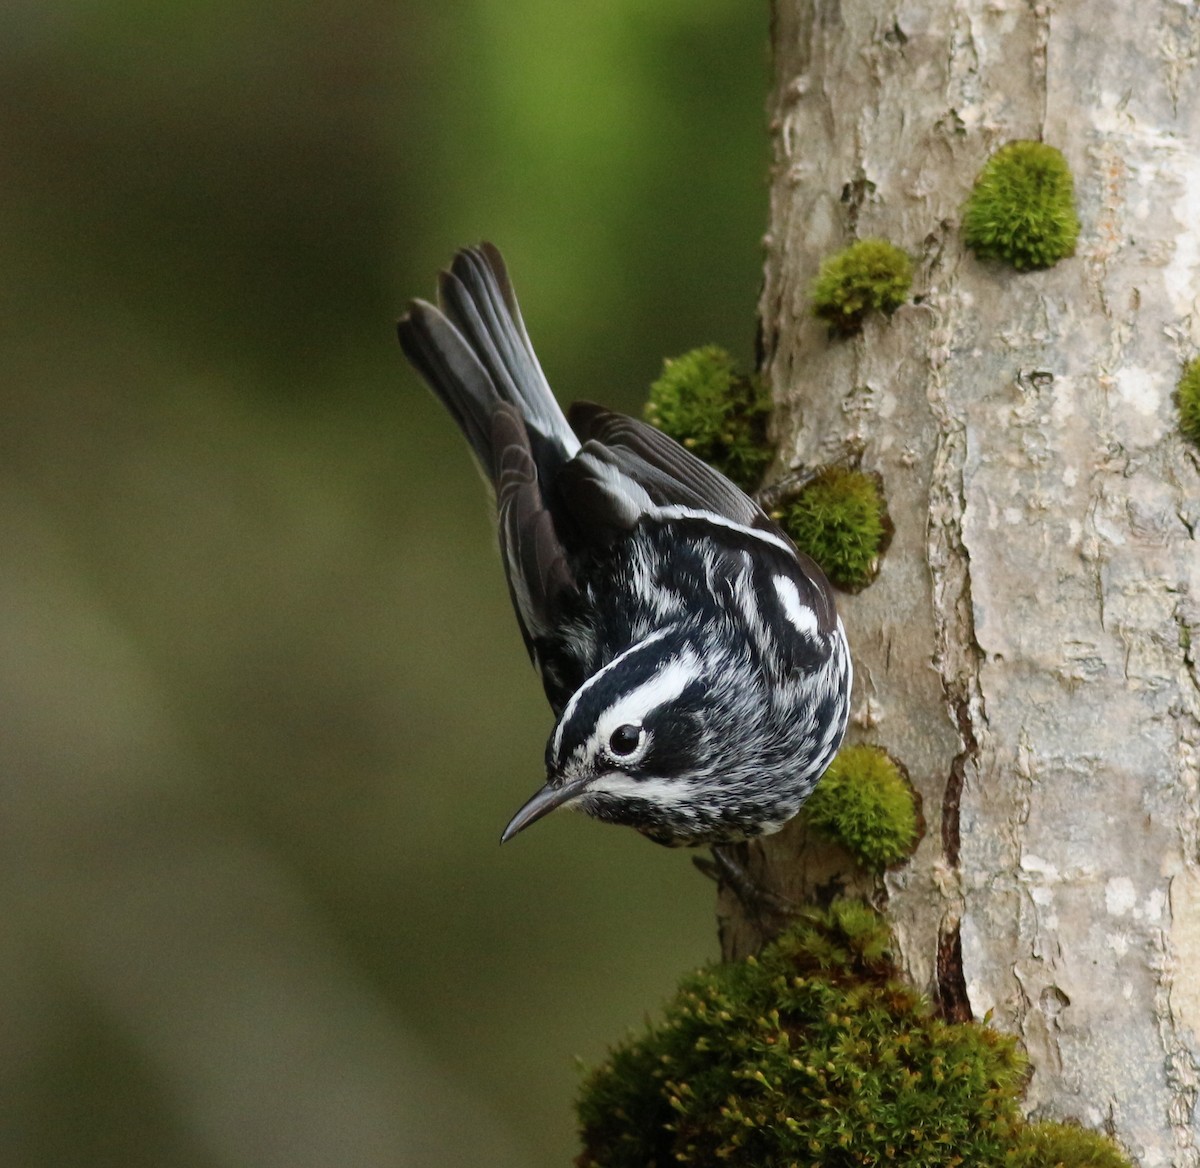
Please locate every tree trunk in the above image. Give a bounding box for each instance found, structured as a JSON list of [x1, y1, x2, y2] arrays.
[[720, 2, 1200, 1162]]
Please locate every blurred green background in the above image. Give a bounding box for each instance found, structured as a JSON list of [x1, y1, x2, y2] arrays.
[[0, 3, 768, 1164]]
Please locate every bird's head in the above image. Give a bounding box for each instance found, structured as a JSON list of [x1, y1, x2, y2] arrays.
[[500, 627, 724, 845], [501, 621, 835, 845], [499, 608, 851, 847]]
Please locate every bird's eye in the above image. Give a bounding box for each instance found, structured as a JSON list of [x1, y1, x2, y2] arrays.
[[608, 724, 643, 756]]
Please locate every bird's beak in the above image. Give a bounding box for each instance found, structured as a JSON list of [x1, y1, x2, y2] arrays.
[[500, 776, 590, 843]]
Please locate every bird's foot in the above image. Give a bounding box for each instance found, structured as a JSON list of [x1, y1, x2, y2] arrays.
[[754, 444, 864, 512], [694, 843, 798, 936]]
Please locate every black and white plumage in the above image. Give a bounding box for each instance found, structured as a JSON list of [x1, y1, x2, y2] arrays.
[[397, 244, 851, 847]]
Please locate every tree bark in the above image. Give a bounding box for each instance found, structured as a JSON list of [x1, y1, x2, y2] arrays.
[[721, 2, 1200, 1163]]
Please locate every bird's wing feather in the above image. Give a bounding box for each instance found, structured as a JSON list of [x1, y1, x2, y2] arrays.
[[561, 404, 841, 634], [565, 402, 785, 536], [492, 403, 577, 655]]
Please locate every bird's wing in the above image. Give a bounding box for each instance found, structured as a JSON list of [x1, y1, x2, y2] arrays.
[[560, 403, 841, 640], [562, 402, 786, 538], [491, 403, 577, 656]]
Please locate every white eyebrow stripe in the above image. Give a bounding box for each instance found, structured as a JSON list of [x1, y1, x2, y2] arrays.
[[773, 575, 820, 637], [595, 648, 700, 744], [552, 628, 671, 757]]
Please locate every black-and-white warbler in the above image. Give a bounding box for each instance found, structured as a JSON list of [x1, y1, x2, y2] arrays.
[[397, 244, 851, 847]]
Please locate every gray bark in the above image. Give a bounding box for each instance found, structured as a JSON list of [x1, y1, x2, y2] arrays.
[[723, 2, 1200, 1163]]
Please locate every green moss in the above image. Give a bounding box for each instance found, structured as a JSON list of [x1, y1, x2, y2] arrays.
[[1008, 1121, 1132, 1168], [644, 346, 773, 492], [804, 744, 920, 870], [1178, 358, 1200, 447], [577, 905, 1132, 1168], [776, 467, 888, 591], [962, 141, 1080, 270], [578, 904, 1007, 1167], [810, 238, 913, 334]]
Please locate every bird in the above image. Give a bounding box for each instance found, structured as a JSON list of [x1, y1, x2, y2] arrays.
[[397, 243, 851, 848]]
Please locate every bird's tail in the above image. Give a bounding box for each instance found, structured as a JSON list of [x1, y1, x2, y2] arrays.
[[397, 244, 580, 483]]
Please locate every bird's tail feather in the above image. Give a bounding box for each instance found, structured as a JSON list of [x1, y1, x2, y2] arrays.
[[397, 244, 579, 479]]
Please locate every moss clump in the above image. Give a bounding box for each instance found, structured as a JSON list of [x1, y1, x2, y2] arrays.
[[810, 238, 913, 334], [804, 744, 920, 870], [1178, 359, 1200, 447], [577, 904, 1133, 1168], [962, 141, 1080, 270], [644, 346, 773, 492], [1007, 1121, 1133, 1168], [776, 467, 888, 591], [578, 903, 1020, 1167]]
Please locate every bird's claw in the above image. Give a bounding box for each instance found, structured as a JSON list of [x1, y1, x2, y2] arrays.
[[696, 843, 798, 935]]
